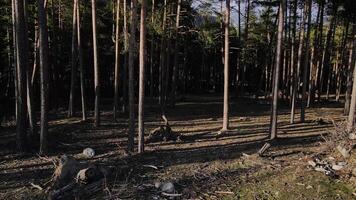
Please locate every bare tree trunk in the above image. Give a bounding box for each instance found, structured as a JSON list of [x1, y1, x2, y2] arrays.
[[149, 0, 155, 97], [122, 0, 128, 113], [270, 0, 285, 139], [222, 0, 230, 132], [345, 25, 356, 115], [169, 0, 181, 106], [23, 0, 35, 137], [39, 0, 50, 154], [128, 0, 137, 152], [13, 0, 28, 151], [291, 3, 306, 124], [77, 0, 86, 121], [68, 0, 77, 118], [315, 0, 324, 101], [300, 0, 311, 122], [319, 8, 336, 101], [113, 0, 121, 121], [241, 0, 250, 95], [138, 0, 147, 153], [92, 0, 100, 127], [347, 27, 356, 132], [159, 0, 167, 107]]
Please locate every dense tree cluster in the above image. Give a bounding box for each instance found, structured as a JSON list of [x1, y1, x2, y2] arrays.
[[0, 0, 355, 153]]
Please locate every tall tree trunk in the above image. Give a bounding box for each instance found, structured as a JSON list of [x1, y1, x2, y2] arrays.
[[270, 0, 285, 139], [241, 0, 250, 95], [319, 7, 336, 101], [13, 0, 28, 151], [347, 26, 356, 132], [159, 0, 167, 107], [122, 0, 128, 113], [290, 3, 307, 123], [291, 3, 306, 124], [138, 0, 147, 153], [68, 0, 77, 117], [128, 0, 137, 152], [169, 0, 182, 106], [92, 0, 100, 127], [222, 0, 230, 132], [77, 0, 86, 121], [24, 0, 35, 137], [300, 0, 311, 122], [345, 25, 356, 115], [113, 0, 121, 121], [39, 0, 50, 154], [149, 0, 155, 97], [315, 0, 324, 101]]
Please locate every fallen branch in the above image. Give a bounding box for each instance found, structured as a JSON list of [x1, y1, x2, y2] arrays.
[[258, 142, 271, 156], [161, 192, 182, 197], [30, 182, 44, 191]]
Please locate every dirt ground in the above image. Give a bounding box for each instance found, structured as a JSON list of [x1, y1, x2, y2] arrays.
[[0, 95, 355, 199]]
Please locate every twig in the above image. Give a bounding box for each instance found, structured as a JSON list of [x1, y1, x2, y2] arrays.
[[215, 191, 234, 195], [142, 164, 158, 170], [30, 182, 44, 191], [161, 192, 182, 197]]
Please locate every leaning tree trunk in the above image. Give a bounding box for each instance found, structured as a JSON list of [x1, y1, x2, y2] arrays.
[[68, 0, 77, 118], [270, 0, 285, 139], [13, 0, 28, 151], [38, 0, 50, 154], [300, 0, 312, 122], [92, 0, 100, 127], [138, 0, 147, 153], [128, 0, 137, 152], [222, 0, 230, 132], [77, 0, 86, 121], [113, 0, 121, 121]]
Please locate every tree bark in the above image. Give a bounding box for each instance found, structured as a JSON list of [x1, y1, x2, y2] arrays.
[[122, 0, 128, 113], [38, 0, 50, 154], [347, 26, 356, 132], [300, 0, 312, 122], [345, 24, 356, 115], [13, 0, 28, 151], [138, 0, 147, 153], [169, 0, 182, 106], [77, 0, 86, 121], [113, 0, 121, 121], [68, 0, 77, 118], [270, 0, 285, 139], [291, 3, 306, 124], [222, 0, 230, 132], [92, 0, 100, 127], [128, 0, 137, 152]]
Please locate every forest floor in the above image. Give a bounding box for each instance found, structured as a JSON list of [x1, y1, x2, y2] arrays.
[[0, 95, 355, 199]]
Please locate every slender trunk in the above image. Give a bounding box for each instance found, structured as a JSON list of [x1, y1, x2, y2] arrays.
[[77, 0, 86, 121], [291, 3, 305, 124], [315, 0, 324, 101], [122, 0, 128, 113], [14, 0, 28, 151], [222, 0, 230, 131], [319, 8, 336, 100], [300, 0, 311, 122], [68, 0, 77, 117], [113, 0, 121, 120], [39, 0, 50, 154], [138, 0, 147, 153], [170, 0, 182, 106], [128, 0, 137, 152], [270, 0, 285, 139], [347, 26, 356, 132], [241, 0, 250, 95], [159, 0, 167, 107], [92, 0, 100, 127], [149, 0, 155, 97]]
